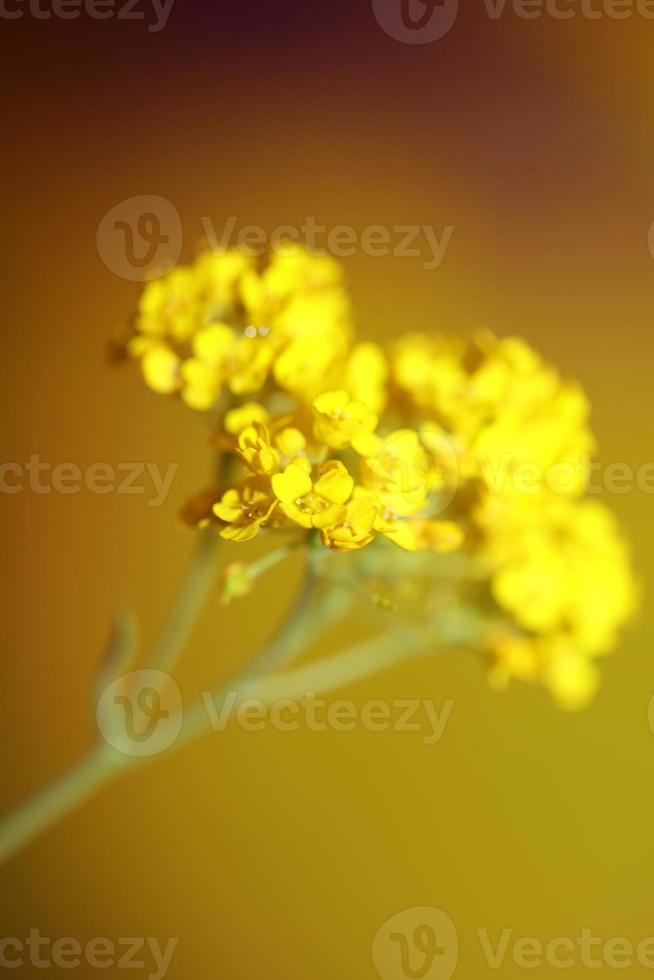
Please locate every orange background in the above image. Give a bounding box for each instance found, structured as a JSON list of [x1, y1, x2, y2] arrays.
[[2, 2, 654, 977]]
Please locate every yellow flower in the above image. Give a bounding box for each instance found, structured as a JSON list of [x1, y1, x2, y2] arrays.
[[140, 344, 181, 395], [486, 631, 601, 710], [274, 426, 307, 460], [240, 243, 345, 323], [227, 334, 276, 396], [480, 496, 637, 655], [376, 512, 463, 553], [237, 424, 280, 476], [127, 245, 354, 409], [542, 638, 600, 711], [225, 402, 270, 435], [136, 267, 204, 343], [135, 250, 254, 347], [312, 390, 377, 451], [178, 322, 234, 409], [274, 334, 347, 401], [213, 480, 277, 542], [272, 459, 353, 529], [180, 357, 221, 410], [361, 429, 430, 517], [391, 331, 595, 500], [343, 342, 389, 415], [486, 631, 541, 689], [320, 496, 378, 551]]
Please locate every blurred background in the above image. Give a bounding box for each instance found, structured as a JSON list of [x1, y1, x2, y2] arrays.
[[1, 1, 654, 976]]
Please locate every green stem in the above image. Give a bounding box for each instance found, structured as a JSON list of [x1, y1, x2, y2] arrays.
[[0, 522, 429, 866], [148, 529, 220, 673], [244, 541, 302, 583], [179, 626, 426, 748], [0, 625, 424, 865], [0, 745, 128, 866]]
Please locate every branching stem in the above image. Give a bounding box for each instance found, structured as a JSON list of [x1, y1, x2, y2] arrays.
[[0, 533, 427, 866]]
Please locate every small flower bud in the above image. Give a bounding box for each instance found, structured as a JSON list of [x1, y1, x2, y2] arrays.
[[220, 562, 253, 604]]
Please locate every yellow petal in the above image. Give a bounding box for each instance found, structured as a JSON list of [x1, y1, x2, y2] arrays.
[[192, 323, 234, 362], [314, 461, 353, 504], [275, 427, 307, 458], [220, 521, 261, 543], [225, 402, 269, 435], [313, 390, 349, 416], [352, 431, 382, 458], [272, 462, 313, 503], [141, 345, 180, 394], [312, 503, 347, 529], [280, 501, 313, 529], [381, 520, 422, 552], [347, 496, 378, 532], [213, 489, 242, 523]]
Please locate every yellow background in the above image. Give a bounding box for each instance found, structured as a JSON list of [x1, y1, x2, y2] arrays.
[[1, 3, 654, 977]]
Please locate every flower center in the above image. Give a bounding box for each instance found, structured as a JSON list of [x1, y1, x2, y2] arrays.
[[295, 492, 328, 515], [242, 502, 266, 519]]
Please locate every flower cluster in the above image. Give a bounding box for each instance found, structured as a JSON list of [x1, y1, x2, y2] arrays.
[[125, 246, 352, 409], [123, 244, 638, 709]]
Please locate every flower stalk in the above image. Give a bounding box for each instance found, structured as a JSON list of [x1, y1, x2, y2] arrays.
[[0, 539, 421, 866]]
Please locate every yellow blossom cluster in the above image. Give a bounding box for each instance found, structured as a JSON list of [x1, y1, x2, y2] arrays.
[[475, 494, 637, 708], [389, 331, 638, 708], [126, 245, 352, 409], [124, 245, 638, 709], [206, 402, 462, 554]]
